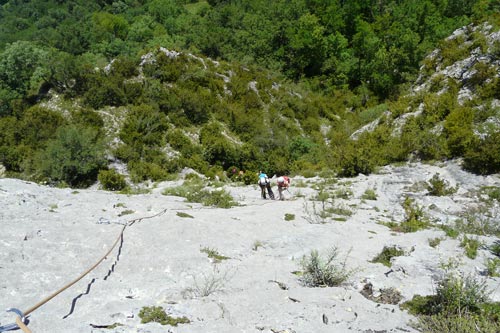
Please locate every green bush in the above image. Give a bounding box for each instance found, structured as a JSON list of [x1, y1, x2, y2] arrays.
[[200, 247, 230, 262], [299, 247, 356, 287], [432, 273, 489, 316], [119, 104, 168, 148], [401, 273, 499, 333], [19, 105, 66, 150], [426, 173, 457, 196], [241, 171, 257, 185], [463, 130, 500, 175], [98, 169, 127, 191], [371, 245, 404, 267], [189, 188, 237, 208], [400, 196, 431, 232], [443, 106, 474, 157], [83, 79, 127, 109], [128, 160, 169, 182], [36, 125, 107, 187], [460, 235, 481, 259], [163, 180, 237, 208], [361, 188, 377, 200], [336, 141, 376, 177]]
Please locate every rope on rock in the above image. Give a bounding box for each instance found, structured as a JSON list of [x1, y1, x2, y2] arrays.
[[0, 209, 167, 333]]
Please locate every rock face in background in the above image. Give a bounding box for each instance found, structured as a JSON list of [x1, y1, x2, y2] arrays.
[[358, 22, 500, 141], [416, 23, 500, 101], [0, 161, 499, 332]]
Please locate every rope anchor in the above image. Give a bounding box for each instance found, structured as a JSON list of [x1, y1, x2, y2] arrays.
[[0, 308, 27, 332]]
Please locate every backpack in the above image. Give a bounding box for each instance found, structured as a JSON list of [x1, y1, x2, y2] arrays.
[[277, 176, 290, 187], [258, 177, 268, 185]]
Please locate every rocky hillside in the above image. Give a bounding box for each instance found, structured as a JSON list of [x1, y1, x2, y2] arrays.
[[351, 22, 500, 177], [0, 160, 499, 332]]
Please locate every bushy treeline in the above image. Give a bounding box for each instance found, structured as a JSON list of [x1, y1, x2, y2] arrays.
[[0, 0, 499, 187], [0, 0, 495, 100], [0, 46, 342, 186]]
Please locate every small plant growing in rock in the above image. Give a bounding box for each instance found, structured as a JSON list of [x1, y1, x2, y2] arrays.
[[138, 306, 190, 326], [118, 209, 135, 216], [176, 211, 194, 218], [333, 187, 353, 199], [298, 247, 356, 287], [284, 213, 295, 221], [439, 224, 460, 238], [303, 201, 328, 224], [438, 257, 462, 272], [252, 240, 263, 251], [371, 246, 405, 267], [457, 205, 500, 236], [460, 235, 481, 259], [428, 237, 442, 248], [361, 188, 377, 200], [489, 241, 500, 257], [329, 204, 353, 216], [200, 247, 230, 263], [400, 196, 431, 232], [182, 265, 234, 298], [480, 186, 500, 203], [485, 258, 500, 277], [426, 173, 457, 196]]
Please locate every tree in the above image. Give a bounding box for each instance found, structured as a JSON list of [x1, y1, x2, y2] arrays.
[[284, 13, 326, 78], [37, 125, 107, 187], [119, 104, 168, 149], [0, 41, 49, 95]]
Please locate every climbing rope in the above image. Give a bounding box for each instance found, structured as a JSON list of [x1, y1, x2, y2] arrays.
[[0, 209, 167, 333]]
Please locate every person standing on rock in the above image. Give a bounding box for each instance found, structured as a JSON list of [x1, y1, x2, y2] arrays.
[[258, 171, 274, 199], [277, 175, 290, 201]]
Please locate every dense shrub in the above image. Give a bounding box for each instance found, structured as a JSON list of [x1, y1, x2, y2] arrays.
[[119, 104, 168, 148], [443, 106, 474, 157], [462, 130, 500, 175], [36, 125, 107, 187], [336, 142, 376, 177], [98, 169, 127, 191], [19, 106, 66, 149], [128, 160, 169, 182], [83, 80, 127, 109]]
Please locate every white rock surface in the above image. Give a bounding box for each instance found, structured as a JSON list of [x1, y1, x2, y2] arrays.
[[0, 161, 499, 333]]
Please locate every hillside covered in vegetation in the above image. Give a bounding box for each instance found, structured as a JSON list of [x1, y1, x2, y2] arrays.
[[0, 0, 499, 188]]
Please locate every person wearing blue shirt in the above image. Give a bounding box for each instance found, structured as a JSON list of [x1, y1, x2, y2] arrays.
[[258, 171, 275, 199]]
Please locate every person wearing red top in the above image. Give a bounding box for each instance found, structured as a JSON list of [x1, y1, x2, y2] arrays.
[[276, 175, 290, 201]]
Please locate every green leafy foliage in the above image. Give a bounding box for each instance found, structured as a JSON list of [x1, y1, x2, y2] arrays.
[[36, 125, 107, 187], [462, 130, 500, 175], [426, 173, 458, 196], [371, 246, 404, 267], [138, 306, 190, 326], [98, 169, 127, 191], [0, 0, 497, 185]]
